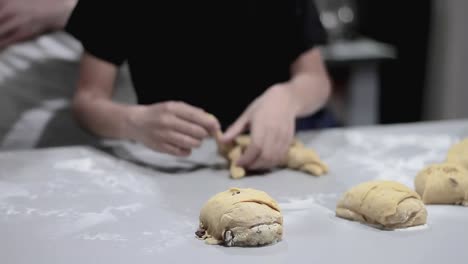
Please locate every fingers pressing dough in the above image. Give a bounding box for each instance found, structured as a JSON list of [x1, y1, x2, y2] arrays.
[[208, 114, 327, 178], [414, 163, 468, 206], [336, 180, 427, 230], [215, 134, 328, 179], [196, 187, 283, 247]]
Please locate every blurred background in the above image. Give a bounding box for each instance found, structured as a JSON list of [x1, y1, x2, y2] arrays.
[[0, 0, 467, 150], [316, 0, 468, 126]]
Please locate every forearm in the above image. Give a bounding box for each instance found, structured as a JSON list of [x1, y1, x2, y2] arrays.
[[50, 0, 78, 30], [72, 90, 141, 141], [285, 48, 331, 118], [287, 72, 331, 117]]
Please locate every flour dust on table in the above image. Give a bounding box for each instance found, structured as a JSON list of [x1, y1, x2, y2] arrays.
[[343, 131, 457, 187], [52, 156, 154, 195]]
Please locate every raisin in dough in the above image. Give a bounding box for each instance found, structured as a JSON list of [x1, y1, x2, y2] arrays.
[[446, 138, 468, 170], [336, 180, 427, 230], [415, 163, 468, 206], [196, 187, 283, 247]]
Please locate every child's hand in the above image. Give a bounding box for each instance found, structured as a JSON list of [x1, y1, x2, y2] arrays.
[[220, 84, 298, 170], [0, 0, 76, 49], [128, 101, 220, 156]]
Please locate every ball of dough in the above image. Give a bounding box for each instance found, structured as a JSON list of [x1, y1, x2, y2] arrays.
[[196, 187, 283, 247], [414, 163, 468, 206], [446, 138, 468, 170], [336, 180, 427, 230]]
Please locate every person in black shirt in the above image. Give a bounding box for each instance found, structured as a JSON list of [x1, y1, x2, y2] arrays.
[[65, 0, 331, 171]]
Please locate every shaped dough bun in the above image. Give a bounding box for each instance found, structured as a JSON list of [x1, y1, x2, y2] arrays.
[[446, 138, 468, 170], [336, 180, 427, 230], [197, 187, 283, 247], [415, 163, 468, 206]]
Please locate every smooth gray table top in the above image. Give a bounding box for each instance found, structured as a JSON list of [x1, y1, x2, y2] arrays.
[[1, 120, 468, 264]]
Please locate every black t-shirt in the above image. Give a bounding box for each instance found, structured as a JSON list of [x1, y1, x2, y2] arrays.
[[65, 0, 327, 129]]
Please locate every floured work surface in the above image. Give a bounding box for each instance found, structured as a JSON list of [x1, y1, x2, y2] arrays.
[[1, 120, 468, 264]]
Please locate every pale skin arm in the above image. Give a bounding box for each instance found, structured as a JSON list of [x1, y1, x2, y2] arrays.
[[220, 47, 331, 169], [72, 52, 136, 140], [287, 47, 331, 117], [72, 52, 220, 156], [0, 0, 77, 49]]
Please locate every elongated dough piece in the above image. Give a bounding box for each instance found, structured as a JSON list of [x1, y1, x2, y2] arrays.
[[336, 180, 427, 230], [196, 187, 283, 247], [208, 114, 327, 178], [287, 140, 328, 175], [216, 134, 328, 179], [415, 163, 468, 206], [446, 138, 468, 170]]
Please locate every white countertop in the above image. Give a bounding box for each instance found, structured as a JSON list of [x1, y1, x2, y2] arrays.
[[1, 119, 467, 264]]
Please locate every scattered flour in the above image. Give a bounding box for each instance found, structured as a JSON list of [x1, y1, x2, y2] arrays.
[[345, 132, 455, 151], [53, 158, 105, 174], [74, 211, 118, 229], [0, 202, 143, 228], [142, 229, 190, 254], [279, 194, 337, 226], [71, 203, 144, 231], [280, 194, 337, 211], [0, 182, 32, 200], [77, 233, 127, 242], [4, 205, 20, 216], [53, 157, 154, 195], [110, 203, 144, 215], [394, 224, 429, 232], [343, 132, 457, 187], [141, 216, 196, 254]]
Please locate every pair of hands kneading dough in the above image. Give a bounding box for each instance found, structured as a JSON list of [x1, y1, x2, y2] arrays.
[[207, 120, 328, 178], [216, 135, 328, 178]]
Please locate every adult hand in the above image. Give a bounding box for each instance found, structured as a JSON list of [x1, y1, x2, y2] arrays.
[[220, 84, 299, 170], [0, 0, 76, 49], [129, 101, 220, 157]]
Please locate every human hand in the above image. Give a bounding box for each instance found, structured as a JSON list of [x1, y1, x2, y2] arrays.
[[219, 84, 299, 170], [0, 0, 76, 49], [128, 101, 220, 157]]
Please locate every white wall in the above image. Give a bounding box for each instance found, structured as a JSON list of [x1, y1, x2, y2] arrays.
[[424, 0, 468, 120]]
